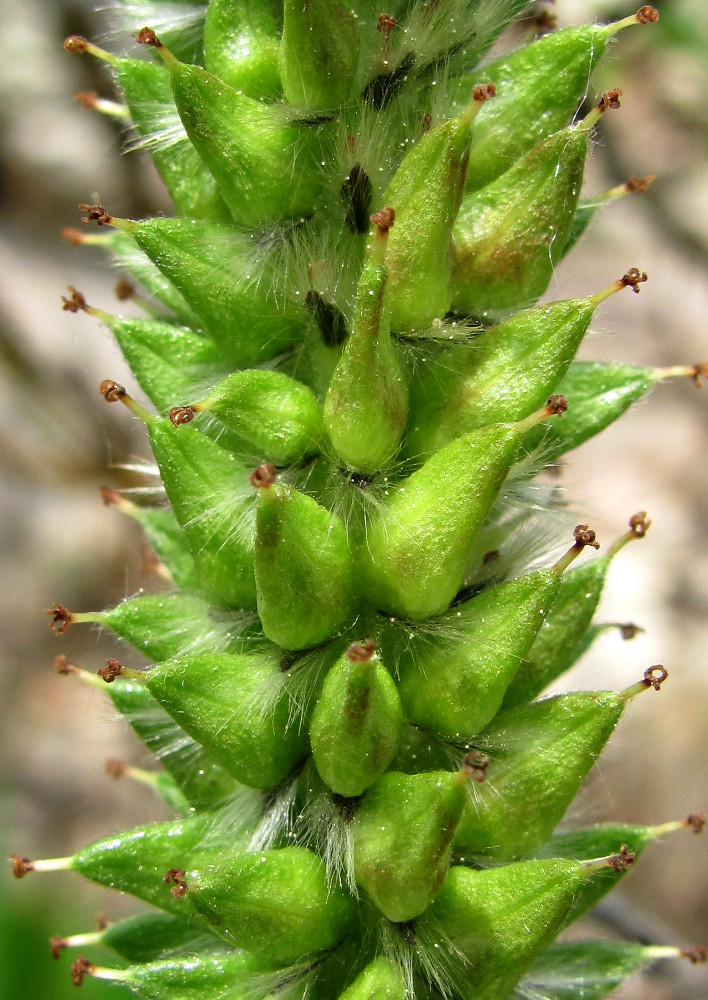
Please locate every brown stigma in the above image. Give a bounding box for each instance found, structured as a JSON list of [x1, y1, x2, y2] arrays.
[[97, 658, 124, 683], [169, 406, 196, 427], [546, 394, 568, 417], [687, 813, 706, 834], [347, 639, 376, 663], [49, 936, 68, 960], [573, 525, 600, 550], [636, 6, 659, 24], [46, 604, 74, 635], [71, 956, 95, 986], [620, 268, 648, 293], [250, 462, 278, 489], [598, 89, 623, 112], [79, 203, 111, 226], [61, 286, 87, 313], [10, 854, 34, 878], [608, 844, 635, 872], [643, 664, 668, 691], [64, 36, 88, 54], [100, 379, 126, 403], [462, 750, 490, 783], [472, 83, 496, 103], [136, 27, 161, 48], [164, 868, 189, 899], [629, 511, 651, 537], [370, 205, 396, 232]]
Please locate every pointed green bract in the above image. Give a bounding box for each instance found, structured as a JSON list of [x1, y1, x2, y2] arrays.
[[145, 651, 309, 788], [310, 642, 403, 797], [108, 951, 274, 1000], [338, 957, 407, 1000], [96, 911, 214, 963], [203, 0, 282, 99], [182, 847, 356, 964], [521, 941, 677, 1000], [280, 0, 359, 110], [254, 478, 355, 649]]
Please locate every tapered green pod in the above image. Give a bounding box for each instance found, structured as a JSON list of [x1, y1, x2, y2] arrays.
[[145, 652, 309, 789], [338, 957, 407, 1000], [171, 369, 323, 467], [203, 0, 282, 99], [140, 30, 323, 227], [252, 466, 356, 650], [453, 10, 655, 192], [58, 911, 211, 964], [382, 90, 492, 332], [120, 216, 306, 367], [415, 861, 598, 1000], [405, 275, 635, 458], [310, 640, 403, 797], [454, 685, 643, 859], [503, 513, 650, 709], [323, 218, 408, 473], [181, 847, 356, 965], [359, 400, 565, 619], [280, 0, 359, 110], [352, 768, 469, 922]]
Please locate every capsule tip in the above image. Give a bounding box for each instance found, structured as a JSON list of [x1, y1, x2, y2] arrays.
[[71, 956, 95, 987], [49, 936, 67, 960], [636, 6, 659, 25], [54, 654, 74, 675], [46, 604, 74, 635], [10, 854, 34, 878], [164, 868, 188, 899], [79, 203, 112, 227], [471, 82, 496, 103], [687, 813, 706, 834], [681, 947, 707, 964], [100, 380, 126, 403], [370, 205, 395, 232], [626, 174, 656, 194], [643, 664, 668, 691], [250, 462, 278, 489], [574, 525, 600, 550], [546, 394, 568, 417], [169, 406, 196, 427], [461, 750, 490, 783], [61, 286, 87, 313], [599, 88, 623, 112], [105, 759, 126, 780], [136, 27, 161, 48], [347, 639, 376, 663], [620, 268, 649, 293], [97, 658, 124, 684], [64, 35, 89, 54]]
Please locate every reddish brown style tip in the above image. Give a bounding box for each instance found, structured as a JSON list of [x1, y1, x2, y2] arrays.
[[100, 486, 121, 507], [74, 91, 99, 111], [370, 205, 396, 231], [136, 27, 161, 48], [636, 5, 659, 24], [10, 854, 34, 878], [61, 286, 87, 313], [618, 622, 644, 640], [598, 89, 623, 112], [687, 813, 707, 834], [64, 35, 88, 54], [97, 658, 124, 684], [71, 956, 95, 987], [377, 13, 397, 38], [643, 664, 668, 691], [55, 654, 72, 674], [546, 394, 568, 416], [164, 868, 188, 899], [46, 604, 73, 635], [347, 639, 376, 663], [105, 759, 126, 779], [608, 844, 635, 872], [61, 227, 86, 246], [115, 278, 134, 301], [49, 936, 68, 960], [626, 174, 656, 194], [472, 82, 496, 102], [250, 462, 278, 489], [169, 406, 196, 427], [79, 203, 111, 226], [629, 511, 651, 537], [573, 525, 600, 550], [682, 947, 707, 964], [462, 750, 490, 783], [689, 362, 708, 387], [620, 267, 649, 293], [100, 379, 126, 403]]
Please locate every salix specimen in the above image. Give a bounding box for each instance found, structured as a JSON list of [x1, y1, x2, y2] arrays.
[[13, 3, 708, 1000]]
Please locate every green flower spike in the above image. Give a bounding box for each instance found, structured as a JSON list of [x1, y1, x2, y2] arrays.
[[137, 27, 323, 227], [454, 665, 669, 860], [279, 0, 359, 110], [395, 525, 600, 741], [309, 638, 403, 797], [452, 89, 625, 316], [360, 395, 569, 620]]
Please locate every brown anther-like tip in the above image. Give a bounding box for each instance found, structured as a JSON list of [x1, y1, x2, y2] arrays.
[[136, 27, 161, 48], [64, 35, 88, 54], [636, 5, 659, 24], [140, 544, 162, 578], [105, 759, 126, 780], [71, 956, 95, 986], [687, 813, 706, 834], [620, 267, 648, 293], [546, 394, 568, 417], [573, 525, 600, 550], [250, 462, 278, 489], [49, 935, 68, 959], [462, 750, 490, 783], [347, 639, 376, 663], [370, 205, 395, 231], [643, 664, 668, 691], [46, 604, 74, 635], [629, 511, 651, 537], [100, 379, 126, 403], [472, 82, 496, 102], [164, 868, 188, 899], [61, 227, 85, 246], [619, 622, 644, 640], [115, 278, 134, 301], [74, 91, 100, 111], [420, 112, 432, 134], [377, 13, 397, 38], [598, 89, 623, 112], [482, 550, 500, 566], [626, 174, 656, 194], [689, 362, 708, 387], [55, 654, 73, 674], [97, 658, 124, 684], [608, 844, 635, 872], [79, 203, 111, 226], [95, 913, 108, 931], [681, 947, 707, 964], [169, 406, 196, 427], [533, 10, 558, 33], [10, 854, 34, 878], [100, 486, 121, 507], [61, 286, 87, 313]]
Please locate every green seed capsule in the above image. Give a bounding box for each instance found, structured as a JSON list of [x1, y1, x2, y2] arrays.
[[182, 846, 356, 965], [143, 31, 323, 227], [503, 514, 650, 709], [453, 12, 652, 192], [114, 56, 231, 222], [145, 651, 309, 789], [359, 401, 564, 619], [203, 0, 282, 99], [123, 217, 307, 367], [172, 369, 323, 467], [89, 951, 273, 1000], [453, 689, 628, 859], [280, 0, 359, 110], [416, 860, 592, 1000], [382, 92, 491, 332], [337, 957, 407, 1000], [60, 911, 215, 964], [310, 640, 403, 797], [352, 769, 468, 922], [324, 223, 408, 473], [253, 469, 356, 650]]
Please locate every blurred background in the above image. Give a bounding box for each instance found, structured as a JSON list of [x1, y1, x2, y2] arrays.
[[0, 1, 706, 997]]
